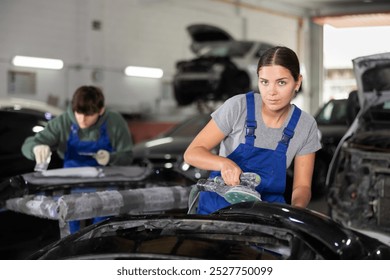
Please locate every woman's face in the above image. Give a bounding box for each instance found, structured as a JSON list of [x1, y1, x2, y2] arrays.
[[258, 65, 301, 112], [74, 111, 101, 129]]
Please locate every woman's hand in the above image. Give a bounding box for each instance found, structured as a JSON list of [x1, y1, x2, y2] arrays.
[[220, 158, 242, 186]]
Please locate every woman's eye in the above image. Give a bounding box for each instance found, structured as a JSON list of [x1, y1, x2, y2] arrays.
[[278, 80, 287, 86], [260, 80, 268, 85]]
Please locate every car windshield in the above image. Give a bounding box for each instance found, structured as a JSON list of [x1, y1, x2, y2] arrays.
[[199, 41, 254, 58]]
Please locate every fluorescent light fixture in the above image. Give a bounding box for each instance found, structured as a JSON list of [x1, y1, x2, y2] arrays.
[[124, 66, 163, 78], [12, 55, 64, 70]]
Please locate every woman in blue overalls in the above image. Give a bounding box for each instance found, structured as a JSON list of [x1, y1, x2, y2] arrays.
[[22, 86, 133, 232], [184, 46, 321, 214]]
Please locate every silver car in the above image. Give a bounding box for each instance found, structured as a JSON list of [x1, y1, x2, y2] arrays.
[[327, 52, 390, 234]]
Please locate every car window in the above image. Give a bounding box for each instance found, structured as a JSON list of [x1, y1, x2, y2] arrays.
[[315, 99, 348, 125]]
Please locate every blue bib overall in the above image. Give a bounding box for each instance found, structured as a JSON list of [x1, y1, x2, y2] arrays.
[[64, 122, 114, 168], [64, 122, 114, 233], [197, 92, 301, 214]]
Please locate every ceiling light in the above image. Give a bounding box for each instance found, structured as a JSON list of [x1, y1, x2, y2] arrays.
[[12, 56, 64, 70], [124, 66, 163, 78]]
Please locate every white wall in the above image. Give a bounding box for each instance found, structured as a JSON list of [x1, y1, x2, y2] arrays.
[[0, 0, 302, 115]]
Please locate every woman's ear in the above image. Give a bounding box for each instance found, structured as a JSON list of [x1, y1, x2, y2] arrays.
[[99, 107, 105, 116], [296, 74, 303, 92]]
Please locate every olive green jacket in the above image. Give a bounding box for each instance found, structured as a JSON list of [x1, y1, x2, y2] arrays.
[[21, 106, 133, 166]]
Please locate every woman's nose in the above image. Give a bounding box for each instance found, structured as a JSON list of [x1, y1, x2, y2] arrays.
[[267, 85, 277, 95]]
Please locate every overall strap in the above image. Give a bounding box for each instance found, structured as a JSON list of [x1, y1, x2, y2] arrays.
[[245, 91, 257, 146], [277, 105, 302, 153]]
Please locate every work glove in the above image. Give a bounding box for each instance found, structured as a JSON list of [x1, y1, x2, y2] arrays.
[[33, 144, 52, 171], [33, 145, 51, 164], [95, 149, 110, 166]]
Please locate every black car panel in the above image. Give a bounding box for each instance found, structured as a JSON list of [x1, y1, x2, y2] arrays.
[[187, 24, 234, 55], [133, 114, 212, 181], [0, 106, 63, 181], [28, 202, 390, 260]]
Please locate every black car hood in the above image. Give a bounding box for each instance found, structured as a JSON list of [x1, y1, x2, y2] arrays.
[[28, 201, 390, 260], [187, 24, 233, 43], [187, 24, 234, 55]]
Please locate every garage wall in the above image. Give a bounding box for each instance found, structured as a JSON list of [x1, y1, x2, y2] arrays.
[[0, 0, 302, 115]]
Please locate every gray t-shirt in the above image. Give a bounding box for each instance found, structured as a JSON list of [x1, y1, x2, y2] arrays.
[[211, 93, 322, 168]]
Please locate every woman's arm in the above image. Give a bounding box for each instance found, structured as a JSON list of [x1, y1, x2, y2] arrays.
[[291, 153, 315, 208], [184, 119, 241, 186]]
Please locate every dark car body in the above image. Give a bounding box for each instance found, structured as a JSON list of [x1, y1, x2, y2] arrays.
[[311, 97, 358, 196], [0, 98, 64, 181], [0, 164, 193, 259], [132, 114, 213, 181], [315, 98, 349, 157], [28, 201, 390, 260], [0, 98, 66, 259], [327, 52, 390, 234], [173, 24, 273, 106]]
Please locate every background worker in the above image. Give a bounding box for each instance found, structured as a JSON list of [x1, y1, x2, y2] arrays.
[[22, 85, 133, 168], [22, 85, 133, 232]]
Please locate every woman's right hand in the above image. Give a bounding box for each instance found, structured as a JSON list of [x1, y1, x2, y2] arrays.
[[220, 158, 242, 186]]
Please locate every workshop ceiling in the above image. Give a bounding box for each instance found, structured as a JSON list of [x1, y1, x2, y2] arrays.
[[221, 0, 390, 27], [268, 0, 390, 27]]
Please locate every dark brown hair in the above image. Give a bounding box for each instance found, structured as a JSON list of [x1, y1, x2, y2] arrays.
[[71, 86, 105, 115], [257, 46, 301, 81]]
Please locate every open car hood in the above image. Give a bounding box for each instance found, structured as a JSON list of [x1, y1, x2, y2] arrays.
[[187, 24, 234, 55], [0, 166, 192, 229], [353, 52, 390, 110]]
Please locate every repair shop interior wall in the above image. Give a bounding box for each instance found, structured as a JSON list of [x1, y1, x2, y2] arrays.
[[0, 0, 301, 116]]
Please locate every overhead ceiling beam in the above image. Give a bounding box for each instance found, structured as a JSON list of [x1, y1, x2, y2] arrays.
[[215, 0, 390, 18]]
